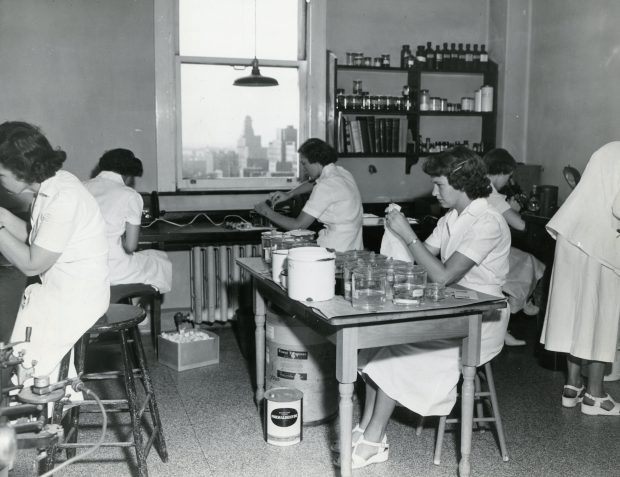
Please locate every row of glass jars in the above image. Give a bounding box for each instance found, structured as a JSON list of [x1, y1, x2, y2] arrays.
[[337, 93, 413, 112], [261, 230, 316, 264]]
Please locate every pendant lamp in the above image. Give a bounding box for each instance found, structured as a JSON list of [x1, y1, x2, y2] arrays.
[[233, 0, 279, 87]]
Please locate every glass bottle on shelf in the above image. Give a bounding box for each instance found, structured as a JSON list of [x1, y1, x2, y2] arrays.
[[472, 44, 480, 68], [450, 43, 458, 70], [425, 42, 435, 70], [400, 44, 412, 69], [381, 54, 391, 67], [352, 79, 363, 95], [480, 44, 489, 70], [457, 43, 466, 70], [415, 45, 427, 68], [465, 44, 473, 70], [336, 88, 345, 110], [435, 45, 443, 70]]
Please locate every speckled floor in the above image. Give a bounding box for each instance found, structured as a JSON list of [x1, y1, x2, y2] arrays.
[[3, 264, 620, 477]]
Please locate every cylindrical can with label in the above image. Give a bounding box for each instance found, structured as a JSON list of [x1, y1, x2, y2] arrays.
[[474, 89, 482, 112], [461, 97, 474, 111], [264, 387, 303, 446], [429, 97, 441, 111], [481, 85, 493, 112]]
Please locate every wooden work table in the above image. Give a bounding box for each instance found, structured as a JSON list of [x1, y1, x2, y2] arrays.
[[237, 257, 507, 477]]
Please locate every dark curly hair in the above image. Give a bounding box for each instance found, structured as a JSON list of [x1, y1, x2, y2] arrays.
[[0, 121, 66, 184], [297, 138, 337, 166], [98, 148, 143, 177], [423, 146, 491, 199], [483, 148, 517, 175]]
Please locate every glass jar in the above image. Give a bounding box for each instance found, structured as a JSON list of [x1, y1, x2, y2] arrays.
[[336, 88, 346, 110], [343, 258, 364, 301], [373, 57, 383, 68], [363, 56, 372, 67], [353, 53, 364, 66], [381, 54, 391, 67], [419, 89, 430, 111], [425, 282, 446, 302], [393, 265, 427, 306], [261, 231, 273, 263], [346, 52, 355, 66], [353, 79, 363, 95], [430, 97, 441, 111], [270, 233, 285, 256], [352, 266, 387, 311]]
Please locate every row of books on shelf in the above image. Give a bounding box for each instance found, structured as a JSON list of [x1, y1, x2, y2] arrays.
[[337, 113, 410, 155]]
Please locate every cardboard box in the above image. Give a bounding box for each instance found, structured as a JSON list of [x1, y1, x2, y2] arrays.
[[158, 331, 219, 371]]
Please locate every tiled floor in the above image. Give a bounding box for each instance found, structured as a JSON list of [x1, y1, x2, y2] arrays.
[[4, 264, 620, 477]]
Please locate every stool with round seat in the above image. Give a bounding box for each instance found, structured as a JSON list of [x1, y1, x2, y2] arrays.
[[48, 304, 168, 477], [110, 284, 162, 352]]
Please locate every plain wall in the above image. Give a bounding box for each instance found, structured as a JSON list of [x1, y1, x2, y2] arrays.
[[526, 0, 620, 202], [0, 0, 157, 196]]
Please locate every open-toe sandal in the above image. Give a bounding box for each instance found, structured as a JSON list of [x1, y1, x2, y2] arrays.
[[581, 393, 620, 416], [562, 384, 585, 408], [333, 435, 389, 469], [330, 425, 387, 453]]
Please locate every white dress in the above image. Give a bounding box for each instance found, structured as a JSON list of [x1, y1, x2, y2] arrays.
[[11, 171, 110, 378], [487, 185, 545, 313], [302, 163, 363, 252], [540, 142, 620, 362], [360, 199, 511, 416], [85, 171, 172, 293]]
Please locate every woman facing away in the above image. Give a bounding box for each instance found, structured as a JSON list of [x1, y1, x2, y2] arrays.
[[254, 138, 363, 252], [483, 148, 546, 346], [541, 141, 620, 415], [338, 146, 510, 469], [0, 121, 109, 383], [84, 148, 172, 294]]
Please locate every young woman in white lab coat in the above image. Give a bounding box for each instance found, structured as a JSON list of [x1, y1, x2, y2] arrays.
[[341, 147, 510, 469], [254, 138, 363, 252], [84, 149, 172, 293], [0, 122, 109, 383]]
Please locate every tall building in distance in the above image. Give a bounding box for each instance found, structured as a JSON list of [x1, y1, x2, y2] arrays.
[[182, 115, 298, 180]]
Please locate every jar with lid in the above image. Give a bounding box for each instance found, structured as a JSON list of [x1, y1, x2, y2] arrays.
[[381, 54, 391, 68], [373, 57, 382, 68], [429, 97, 441, 111], [346, 52, 355, 66], [393, 265, 427, 306], [353, 53, 364, 66], [419, 89, 430, 111], [261, 231, 274, 263], [270, 232, 285, 255], [352, 266, 387, 311], [336, 88, 346, 110], [363, 56, 372, 67], [352, 79, 363, 95], [400, 44, 412, 69]]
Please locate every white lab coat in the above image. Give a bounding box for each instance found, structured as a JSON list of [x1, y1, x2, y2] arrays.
[[85, 171, 172, 293], [302, 163, 363, 252], [360, 199, 510, 416], [11, 171, 110, 379]]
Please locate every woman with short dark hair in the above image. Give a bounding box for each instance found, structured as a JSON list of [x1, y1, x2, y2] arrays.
[[339, 146, 511, 469], [254, 138, 363, 251], [84, 148, 172, 293], [0, 121, 109, 383]]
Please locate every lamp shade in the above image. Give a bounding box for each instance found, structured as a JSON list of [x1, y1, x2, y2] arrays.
[[233, 58, 279, 87]]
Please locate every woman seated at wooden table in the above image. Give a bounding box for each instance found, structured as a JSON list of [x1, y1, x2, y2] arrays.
[[254, 138, 363, 252], [340, 146, 511, 469]]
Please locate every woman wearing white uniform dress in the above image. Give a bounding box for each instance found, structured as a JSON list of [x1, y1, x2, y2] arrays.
[[84, 149, 172, 293], [0, 121, 109, 383], [254, 138, 363, 252], [339, 147, 510, 469], [541, 142, 620, 415]]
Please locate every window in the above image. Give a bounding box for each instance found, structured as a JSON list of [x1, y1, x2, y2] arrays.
[[172, 0, 316, 191]]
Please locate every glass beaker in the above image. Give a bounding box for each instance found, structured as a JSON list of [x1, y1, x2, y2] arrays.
[[261, 231, 273, 263], [425, 282, 446, 302], [352, 266, 387, 311], [393, 265, 427, 306]]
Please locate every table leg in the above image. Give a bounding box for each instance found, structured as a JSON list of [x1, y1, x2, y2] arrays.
[[336, 328, 358, 477], [253, 284, 266, 405], [459, 364, 476, 477]]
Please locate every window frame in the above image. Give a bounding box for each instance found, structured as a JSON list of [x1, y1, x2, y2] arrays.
[[154, 0, 326, 193]]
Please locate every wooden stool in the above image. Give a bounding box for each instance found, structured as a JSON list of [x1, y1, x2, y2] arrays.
[[110, 284, 162, 352], [49, 304, 168, 477], [416, 361, 509, 465]]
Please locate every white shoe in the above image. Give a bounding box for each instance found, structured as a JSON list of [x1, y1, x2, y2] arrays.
[[504, 331, 526, 347]]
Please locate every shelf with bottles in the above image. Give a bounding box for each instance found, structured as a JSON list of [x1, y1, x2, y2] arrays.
[[405, 138, 493, 174]]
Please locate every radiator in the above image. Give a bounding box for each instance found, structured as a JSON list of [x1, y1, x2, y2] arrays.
[[189, 244, 262, 323]]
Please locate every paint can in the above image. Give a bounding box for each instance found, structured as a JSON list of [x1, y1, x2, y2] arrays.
[[263, 387, 303, 446]]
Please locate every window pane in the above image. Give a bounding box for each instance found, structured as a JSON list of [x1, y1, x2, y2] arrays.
[[179, 0, 299, 60], [181, 64, 300, 181]]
